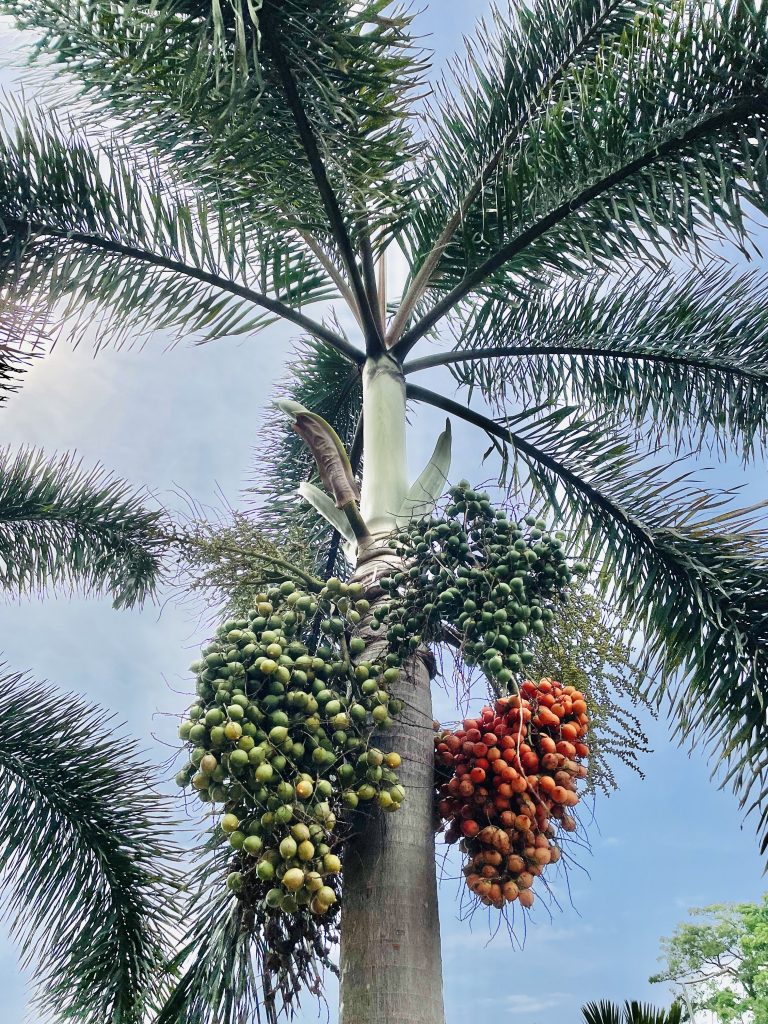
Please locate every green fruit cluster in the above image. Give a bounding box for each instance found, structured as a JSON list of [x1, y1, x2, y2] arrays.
[[375, 482, 585, 693], [176, 578, 405, 915]]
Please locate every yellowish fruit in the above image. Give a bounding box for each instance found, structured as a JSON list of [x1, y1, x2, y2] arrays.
[[384, 752, 401, 769], [317, 885, 337, 908], [297, 840, 315, 862], [224, 722, 242, 741], [305, 871, 323, 893], [323, 853, 342, 875], [282, 868, 305, 892]]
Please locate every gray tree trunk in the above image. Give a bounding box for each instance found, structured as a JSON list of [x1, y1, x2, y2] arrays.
[[339, 548, 445, 1024]]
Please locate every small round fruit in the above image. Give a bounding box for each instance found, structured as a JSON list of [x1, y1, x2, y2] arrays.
[[282, 867, 305, 892], [323, 853, 342, 874], [384, 752, 401, 769], [229, 749, 249, 770], [221, 813, 240, 834], [224, 722, 243, 741], [256, 860, 275, 882], [297, 840, 315, 861], [265, 887, 283, 909], [229, 831, 246, 850], [226, 871, 243, 892], [316, 885, 337, 909], [243, 835, 263, 856], [279, 836, 298, 860], [296, 779, 313, 800], [305, 870, 323, 892]]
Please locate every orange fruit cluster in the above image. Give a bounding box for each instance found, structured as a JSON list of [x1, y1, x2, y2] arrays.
[[434, 678, 590, 909]]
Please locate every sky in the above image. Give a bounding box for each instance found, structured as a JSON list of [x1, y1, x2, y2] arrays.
[[0, 4, 766, 1023]]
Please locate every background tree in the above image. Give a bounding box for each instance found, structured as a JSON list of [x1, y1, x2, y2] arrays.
[[650, 896, 768, 1023], [1, 0, 768, 1022]]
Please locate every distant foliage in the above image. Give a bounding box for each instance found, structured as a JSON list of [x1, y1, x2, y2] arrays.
[[650, 895, 768, 1023]]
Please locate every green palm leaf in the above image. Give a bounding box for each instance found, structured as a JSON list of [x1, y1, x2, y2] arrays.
[[390, 0, 647, 339], [0, 665, 180, 1023], [0, 111, 351, 356], [395, 0, 768, 353], [0, 447, 169, 607], [405, 268, 768, 461], [5, 0, 424, 247], [0, 300, 43, 401]]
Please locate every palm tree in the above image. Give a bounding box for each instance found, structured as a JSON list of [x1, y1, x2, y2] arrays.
[[0, 351, 180, 1018], [582, 1001, 683, 1024], [1, 1, 768, 1021]]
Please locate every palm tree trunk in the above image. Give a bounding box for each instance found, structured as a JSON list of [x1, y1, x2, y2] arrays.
[[338, 356, 446, 1024], [340, 559, 445, 1024]]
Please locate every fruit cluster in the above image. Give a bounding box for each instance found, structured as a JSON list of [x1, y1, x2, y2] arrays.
[[176, 577, 405, 916], [434, 678, 590, 910], [377, 483, 584, 689]]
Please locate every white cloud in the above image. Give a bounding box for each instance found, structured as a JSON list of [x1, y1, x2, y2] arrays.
[[491, 992, 573, 1015]]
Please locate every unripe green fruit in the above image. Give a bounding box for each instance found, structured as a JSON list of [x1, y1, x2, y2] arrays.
[[243, 835, 263, 856], [316, 779, 333, 799], [221, 813, 240, 833], [269, 726, 288, 745], [226, 704, 244, 721], [200, 754, 218, 774], [265, 887, 283, 908], [226, 871, 243, 892], [349, 637, 366, 656], [255, 763, 274, 783], [274, 804, 293, 825], [257, 860, 275, 882], [229, 830, 246, 850], [189, 723, 207, 744], [229, 749, 249, 770], [279, 836, 298, 859]]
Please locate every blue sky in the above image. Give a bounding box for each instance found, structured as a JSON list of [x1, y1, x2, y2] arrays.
[[1, 4, 767, 1022]]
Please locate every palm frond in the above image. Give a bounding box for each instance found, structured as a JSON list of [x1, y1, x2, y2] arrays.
[[396, 0, 768, 354], [0, 300, 44, 401], [407, 268, 768, 461], [582, 1002, 624, 1024], [390, 0, 647, 341], [6, 0, 426, 248], [246, 337, 363, 579], [0, 665, 180, 1023], [0, 447, 170, 607], [0, 110, 355, 358], [407, 385, 768, 857]]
